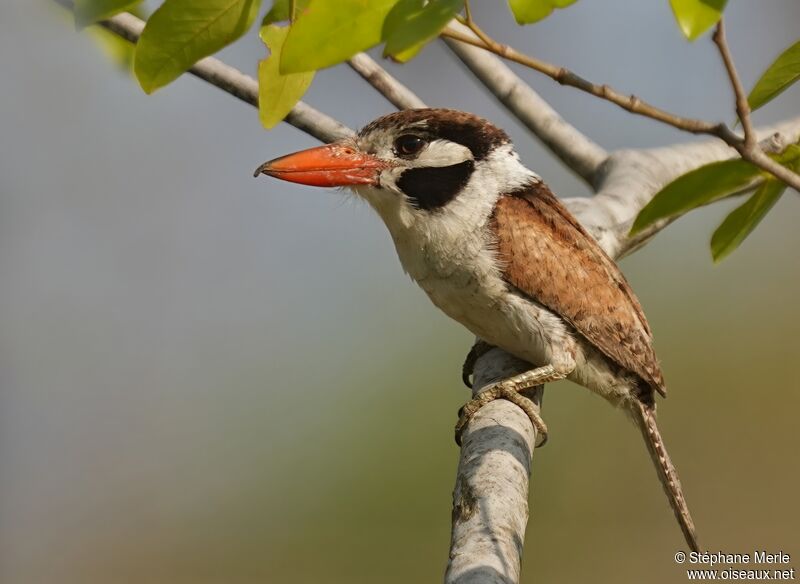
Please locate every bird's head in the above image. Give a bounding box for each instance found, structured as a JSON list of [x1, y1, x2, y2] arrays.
[[254, 109, 537, 229]]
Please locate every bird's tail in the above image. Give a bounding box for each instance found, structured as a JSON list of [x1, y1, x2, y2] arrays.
[[631, 399, 700, 552]]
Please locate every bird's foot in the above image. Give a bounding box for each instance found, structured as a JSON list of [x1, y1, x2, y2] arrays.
[[455, 385, 549, 446], [455, 364, 567, 447]]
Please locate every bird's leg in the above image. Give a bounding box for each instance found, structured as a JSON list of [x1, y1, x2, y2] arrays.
[[455, 364, 567, 447], [461, 339, 494, 388]]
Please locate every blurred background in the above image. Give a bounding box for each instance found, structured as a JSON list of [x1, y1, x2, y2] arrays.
[[1, 1, 799, 582]]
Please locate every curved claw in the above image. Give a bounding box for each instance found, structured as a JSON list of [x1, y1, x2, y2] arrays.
[[460, 341, 494, 389]]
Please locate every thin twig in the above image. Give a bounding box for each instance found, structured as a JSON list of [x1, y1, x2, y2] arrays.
[[462, 0, 473, 26], [440, 24, 800, 191], [442, 22, 607, 185], [347, 53, 427, 110], [709, 20, 800, 191], [713, 20, 756, 150], [461, 0, 494, 50], [440, 26, 725, 136]]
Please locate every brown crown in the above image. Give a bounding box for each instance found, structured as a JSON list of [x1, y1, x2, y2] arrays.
[[359, 109, 511, 161]]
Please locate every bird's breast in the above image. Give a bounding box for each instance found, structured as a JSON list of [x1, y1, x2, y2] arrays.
[[394, 229, 574, 371]]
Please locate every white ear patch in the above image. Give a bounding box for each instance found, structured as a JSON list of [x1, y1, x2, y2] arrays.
[[411, 140, 473, 168]]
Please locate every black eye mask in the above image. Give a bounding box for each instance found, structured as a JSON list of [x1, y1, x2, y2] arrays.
[[396, 160, 475, 211]]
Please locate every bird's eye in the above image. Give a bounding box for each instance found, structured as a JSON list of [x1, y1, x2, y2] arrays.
[[394, 135, 426, 157]]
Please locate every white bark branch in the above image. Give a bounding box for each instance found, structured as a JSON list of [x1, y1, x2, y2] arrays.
[[347, 53, 428, 110], [442, 24, 608, 186], [567, 117, 800, 258], [446, 349, 542, 584]]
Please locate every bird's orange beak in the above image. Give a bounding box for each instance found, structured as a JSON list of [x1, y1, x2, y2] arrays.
[[253, 141, 388, 187]]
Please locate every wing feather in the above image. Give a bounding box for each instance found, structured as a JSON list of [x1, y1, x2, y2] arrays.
[[490, 182, 666, 397]]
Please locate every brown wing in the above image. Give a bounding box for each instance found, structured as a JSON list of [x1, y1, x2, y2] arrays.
[[490, 182, 666, 397]]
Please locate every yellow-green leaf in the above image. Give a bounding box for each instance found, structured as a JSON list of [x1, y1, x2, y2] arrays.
[[262, 0, 311, 25], [75, 0, 143, 28], [259, 25, 315, 128], [134, 0, 261, 94], [630, 159, 762, 235], [710, 179, 784, 262], [748, 40, 800, 112], [668, 0, 727, 41], [709, 144, 800, 261], [508, 0, 577, 25], [383, 0, 462, 60], [280, 0, 398, 73], [388, 41, 425, 63]]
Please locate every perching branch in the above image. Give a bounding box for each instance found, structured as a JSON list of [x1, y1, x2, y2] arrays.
[[446, 349, 543, 584], [347, 53, 428, 110], [442, 22, 607, 186], [440, 20, 800, 192]]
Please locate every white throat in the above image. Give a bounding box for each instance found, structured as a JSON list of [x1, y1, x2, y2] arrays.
[[354, 143, 539, 282]]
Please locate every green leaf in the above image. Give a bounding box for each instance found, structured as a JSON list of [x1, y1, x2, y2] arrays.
[[387, 40, 425, 63], [748, 40, 800, 112], [630, 159, 762, 235], [134, 0, 261, 94], [509, 0, 550, 23], [280, 0, 398, 73], [258, 25, 315, 128], [262, 0, 311, 25], [710, 179, 784, 262], [668, 0, 727, 41], [709, 143, 800, 261], [508, 0, 577, 25], [383, 0, 462, 60], [74, 0, 143, 28]]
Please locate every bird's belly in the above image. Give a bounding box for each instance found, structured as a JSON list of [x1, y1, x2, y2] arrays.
[[417, 273, 576, 372], [421, 276, 636, 403]]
